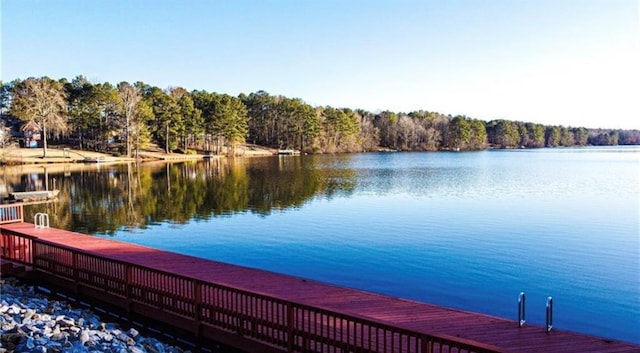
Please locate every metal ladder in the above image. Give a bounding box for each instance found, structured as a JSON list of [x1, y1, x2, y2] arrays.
[[517, 292, 553, 333], [34, 213, 50, 228]]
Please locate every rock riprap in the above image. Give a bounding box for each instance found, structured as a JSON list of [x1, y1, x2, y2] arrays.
[[0, 279, 190, 353]]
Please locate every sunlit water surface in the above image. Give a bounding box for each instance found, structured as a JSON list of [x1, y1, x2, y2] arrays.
[[86, 147, 639, 343]]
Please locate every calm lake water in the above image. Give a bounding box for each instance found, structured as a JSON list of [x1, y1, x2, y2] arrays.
[[8, 146, 639, 343]]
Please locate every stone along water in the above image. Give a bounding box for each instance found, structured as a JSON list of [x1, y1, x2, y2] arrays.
[[0, 279, 190, 353], [10, 146, 639, 344]]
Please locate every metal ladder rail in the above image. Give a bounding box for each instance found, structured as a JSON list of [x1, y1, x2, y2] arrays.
[[546, 296, 553, 333], [518, 292, 526, 327]]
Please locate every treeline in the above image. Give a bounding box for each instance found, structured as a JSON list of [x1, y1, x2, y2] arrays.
[[1, 76, 638, 156]]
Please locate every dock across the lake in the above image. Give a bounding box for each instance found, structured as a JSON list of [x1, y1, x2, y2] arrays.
[[277, 149, 301, 155], [6, 190, 59, 202], [0, 205, 637, 353]]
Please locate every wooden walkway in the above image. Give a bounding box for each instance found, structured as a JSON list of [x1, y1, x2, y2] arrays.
[[1, 220, 638, 353]]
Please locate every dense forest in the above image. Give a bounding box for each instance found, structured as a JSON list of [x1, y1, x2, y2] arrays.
[[1, 76, 638, 156]]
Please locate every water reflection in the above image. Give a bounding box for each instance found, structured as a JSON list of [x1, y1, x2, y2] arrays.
[[1, 157, 357, 234]]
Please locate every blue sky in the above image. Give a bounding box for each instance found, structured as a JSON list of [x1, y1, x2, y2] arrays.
[[1, 0, 638, 129]]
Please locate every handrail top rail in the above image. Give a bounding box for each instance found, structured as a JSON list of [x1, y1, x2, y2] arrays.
[[2, 224, 504, 352], [0, 203, 23, 209], [0, 226, 39, 240]]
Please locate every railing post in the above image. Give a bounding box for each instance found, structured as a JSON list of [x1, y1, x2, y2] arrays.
[[0, 232, 6, 257], [421, 335, 432, 353], [126, 264, 133, 314], [19, 235, 26, 261], [31, 240, 38, 269], [27, 236, 33, 264], [194, 281, 202, 321], [546, 296, 553, 333], [518, 292, 526, 327], [237, 293, 244, 336], [73, 251, 79, 295], [287, 303, 294, 353], [194, 281, 203, 346]]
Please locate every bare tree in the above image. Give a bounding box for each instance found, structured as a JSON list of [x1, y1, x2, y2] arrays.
[[10, 77, 68, 158], [117, 82, 142, 157]]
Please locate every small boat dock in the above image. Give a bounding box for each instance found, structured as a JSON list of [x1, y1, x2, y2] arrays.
[[277, 149, 301, 155], [6, 190, 59, 202], [82, 156, 110, 163]]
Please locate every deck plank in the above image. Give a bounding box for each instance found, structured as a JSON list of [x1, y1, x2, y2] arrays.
[[2, 222, 638, 353]]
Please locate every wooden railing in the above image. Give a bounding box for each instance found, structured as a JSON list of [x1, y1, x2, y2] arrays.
[[0, 228, 33, 264], [0, 228, 503, 353], [0, 203, 23, 224]]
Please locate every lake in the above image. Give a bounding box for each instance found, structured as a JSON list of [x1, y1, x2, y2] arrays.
[[7, 146, 639, 344]]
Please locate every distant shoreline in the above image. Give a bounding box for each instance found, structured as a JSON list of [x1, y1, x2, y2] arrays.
[[2, 144, 637, 166], [0, 145, 277, 165]]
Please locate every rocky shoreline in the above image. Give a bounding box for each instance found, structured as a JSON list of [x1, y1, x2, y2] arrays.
[[0, 278, 191, 353]]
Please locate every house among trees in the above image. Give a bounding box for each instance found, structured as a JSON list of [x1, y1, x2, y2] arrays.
[[21, 120, 41, 148]]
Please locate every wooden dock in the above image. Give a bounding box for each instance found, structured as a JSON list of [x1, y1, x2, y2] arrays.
[[277, 149, 301, 155], [0, 211, 638, 352], [6, 190, 59, 202]]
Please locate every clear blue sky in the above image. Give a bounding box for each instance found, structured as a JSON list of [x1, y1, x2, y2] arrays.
[[1, 0, 638, 129]]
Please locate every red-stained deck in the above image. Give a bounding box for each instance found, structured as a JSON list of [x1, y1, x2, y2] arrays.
[[1, 221, 638, 353]]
